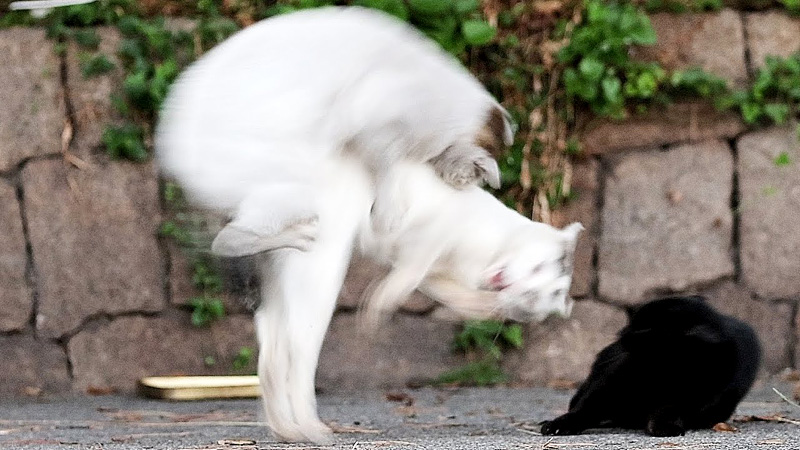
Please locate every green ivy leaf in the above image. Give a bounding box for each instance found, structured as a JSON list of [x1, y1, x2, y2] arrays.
[[454, 0, 480, 14], [740, 102, 763, 124], [461, 20, 496, 46], [601, 76, 622, 102], [780, 0, 800, 13], [763, 103, 790, 124], [627, 17, 657, 45], [355, 0, 410, 20], [501, 324, 524, 348], [81, 54, 115, 78], [407, 0, 454, 16], [774, 151, 792, 167], [73, 29, 101, 50], [102, 124, 147, 162], [578, 57, 605, 82], [123, 71, 150, 109]]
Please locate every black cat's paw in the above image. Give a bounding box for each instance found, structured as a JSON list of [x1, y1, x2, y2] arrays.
[[646, 418, 686, 437], [540, 414, 585, 436]]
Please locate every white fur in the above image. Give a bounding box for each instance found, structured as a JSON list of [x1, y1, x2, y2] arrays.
[[155, 6, 511, 254], [254, 157, 372, 443], [361, 162, 582, 325], [153, 7, 575, 444], [249, 158, 580, 444]]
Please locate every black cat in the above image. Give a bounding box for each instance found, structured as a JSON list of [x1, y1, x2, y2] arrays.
[[540, 295, 761, 437]]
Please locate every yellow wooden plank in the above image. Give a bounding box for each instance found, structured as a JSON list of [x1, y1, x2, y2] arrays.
[[138, 375, 261, 400]]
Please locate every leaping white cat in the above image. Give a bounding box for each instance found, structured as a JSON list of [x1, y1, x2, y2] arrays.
[[154, 6, 581, 444]]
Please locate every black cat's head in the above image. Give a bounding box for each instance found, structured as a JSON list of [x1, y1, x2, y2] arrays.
[[619, 295, 726, 350]]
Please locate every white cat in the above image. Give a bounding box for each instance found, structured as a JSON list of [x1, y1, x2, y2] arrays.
[[248, 157, 580, 443], [154, 6, 579, 444], [156, 6, 513, 257]]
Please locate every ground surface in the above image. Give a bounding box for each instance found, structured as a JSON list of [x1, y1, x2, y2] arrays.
[[1, 382, 799, 449]]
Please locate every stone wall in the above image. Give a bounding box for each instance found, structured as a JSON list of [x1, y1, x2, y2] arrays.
[[1, 8, 799, 397]]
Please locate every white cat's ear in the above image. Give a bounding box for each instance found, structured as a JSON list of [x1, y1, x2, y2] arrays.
[[562, 222, 584, 241], [497, 106, 515, 146], [474, 154, 501, 189]]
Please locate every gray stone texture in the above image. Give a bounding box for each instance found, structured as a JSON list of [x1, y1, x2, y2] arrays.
[[507, 300, 627, 384], [338, 255, 437, 314], [737, 127, 800, 299], [0, 28, 65, 172], [0, 181, 31, 331], [551, 158, 598, 298], [633, 10, 748, 85], [22, 158, 165, 338], [0, 334, 71, 397], [702, 282, 793, 373], [68, 313, 256, 392], [580, 102, 745, 155], [169, 242, 250, 315], [65, 27, 125, 153], [745, 12, 800, 71], [599, 140, 735, 304], [317, 313, 460, 390]]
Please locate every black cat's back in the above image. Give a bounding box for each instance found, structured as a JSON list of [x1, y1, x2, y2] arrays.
[[541, 295, 761, 437]]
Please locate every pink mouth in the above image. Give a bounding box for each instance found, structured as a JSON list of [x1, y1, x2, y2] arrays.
[[487, 271, 509, 291]]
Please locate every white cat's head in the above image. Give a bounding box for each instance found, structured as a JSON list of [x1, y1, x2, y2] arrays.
[[482, 222, 583, 322]]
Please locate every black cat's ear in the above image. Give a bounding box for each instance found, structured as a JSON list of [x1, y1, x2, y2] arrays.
[[686, 323, 723, 343]]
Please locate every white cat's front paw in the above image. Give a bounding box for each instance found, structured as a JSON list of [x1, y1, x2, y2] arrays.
[[283, 216, 319, 251], [211, 215, 319, 257]]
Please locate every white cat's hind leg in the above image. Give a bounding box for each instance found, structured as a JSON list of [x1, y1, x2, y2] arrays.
[[254, 158, 372, 443], [254, 295, 306, 442]]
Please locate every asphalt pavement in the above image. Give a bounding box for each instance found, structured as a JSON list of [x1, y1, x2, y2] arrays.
[[1, 380, 799, 449]]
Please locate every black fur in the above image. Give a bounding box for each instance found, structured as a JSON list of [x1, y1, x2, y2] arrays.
[[540, 295, 761, 437]]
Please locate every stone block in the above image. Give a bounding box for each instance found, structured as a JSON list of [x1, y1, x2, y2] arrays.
[[69, 313, 256, 392], [551, 158, 599, 298], [317, 313, 459, 390], [745, 12, 800, 71], [580, 102, 745, 154], [598, 140, 735, 304], [507, 300, 627, 384], [633, 10, 748, 85], [168, 242, 252, 315], [0, 180, 31, 331], [702, 282, 793, 374], [0, 28, 65, 172], [22, 158, 165, 338], [737, 127, 800, 299], [0, 334, 70, 397]]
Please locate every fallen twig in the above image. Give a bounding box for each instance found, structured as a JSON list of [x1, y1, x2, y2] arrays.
[[772, 387, 800, 410]]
